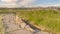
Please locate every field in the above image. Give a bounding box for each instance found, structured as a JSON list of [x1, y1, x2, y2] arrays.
[[0, 9, 60, 34], [16, 9, 60, 34]]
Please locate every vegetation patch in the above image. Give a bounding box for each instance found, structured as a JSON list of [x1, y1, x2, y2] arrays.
[[0, 9, 60, 34], [16, 9, 60, 34]]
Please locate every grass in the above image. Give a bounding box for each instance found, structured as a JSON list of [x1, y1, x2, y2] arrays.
[[16, 9, 60, 34], [0, 9, 60, 34]]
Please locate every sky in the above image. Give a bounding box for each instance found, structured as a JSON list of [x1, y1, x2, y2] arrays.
[[0, 0, 60, 8]]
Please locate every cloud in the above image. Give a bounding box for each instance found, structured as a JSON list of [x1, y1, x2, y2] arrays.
[[32, 4, 60, 7], [18, 0, 35, 6], [1, 0, 17, 3], [0, 0, 36, 7], [0, 3, 18, 8], [0, 0, 60, 8]]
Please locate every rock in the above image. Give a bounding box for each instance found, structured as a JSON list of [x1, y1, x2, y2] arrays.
[[25, 25, 34, 32], [20, 23, 26, 28]]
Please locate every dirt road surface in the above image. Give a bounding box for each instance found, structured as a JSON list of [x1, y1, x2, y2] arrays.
[[2, 14, 49, 34]]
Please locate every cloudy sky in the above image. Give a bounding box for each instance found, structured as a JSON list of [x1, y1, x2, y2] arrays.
[[0, 0, 60, 7]]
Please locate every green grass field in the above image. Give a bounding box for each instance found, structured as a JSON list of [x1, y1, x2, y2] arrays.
[[16, 9, 60, 34]]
